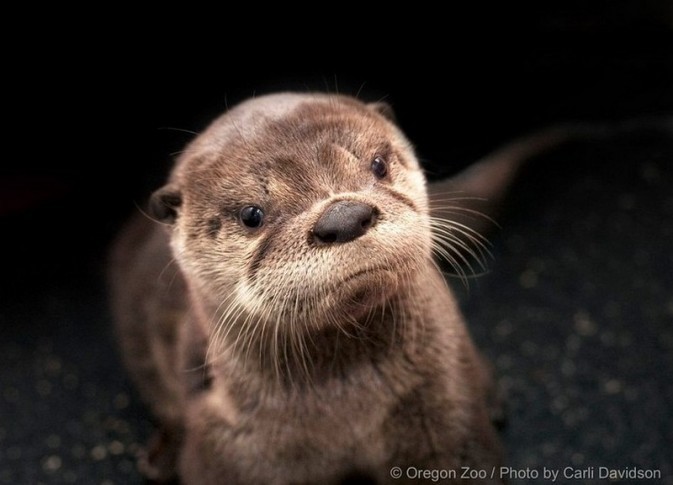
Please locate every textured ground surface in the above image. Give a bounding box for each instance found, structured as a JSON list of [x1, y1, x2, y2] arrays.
[[461, 132, 673, 484], [1, 131, 671, 484]]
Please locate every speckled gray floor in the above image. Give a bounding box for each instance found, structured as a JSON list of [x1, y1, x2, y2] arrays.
[[461, 133, 673, 483], [1, 131, 671, 484], [0, 282, 153, 484]]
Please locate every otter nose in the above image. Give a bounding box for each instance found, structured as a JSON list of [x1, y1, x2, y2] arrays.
[[312, 201, 377, 245]]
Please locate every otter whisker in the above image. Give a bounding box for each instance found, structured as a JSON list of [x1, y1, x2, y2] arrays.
[[429, 214, 494, 285], [431, 232, 491, 277], [430, 216, 493, 247], [432, 227, 489, 266], [430, 242, 471, 287], [206, 290, 243, 364]]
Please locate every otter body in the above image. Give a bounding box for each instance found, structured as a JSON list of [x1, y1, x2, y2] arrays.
[[109, 93, 503, 484]]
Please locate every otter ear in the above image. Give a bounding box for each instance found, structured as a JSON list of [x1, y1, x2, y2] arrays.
[[368, 101, 396, 123], [149, 184, 182, 224]]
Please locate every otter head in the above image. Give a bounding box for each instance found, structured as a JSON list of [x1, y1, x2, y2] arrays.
[[151, 93, 431, 344]]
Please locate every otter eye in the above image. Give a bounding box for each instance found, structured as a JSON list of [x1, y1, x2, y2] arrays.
[[371, 155, 388, 179], [239, 206, 265, 229]]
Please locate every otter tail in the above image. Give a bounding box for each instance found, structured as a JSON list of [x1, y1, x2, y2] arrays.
[[429, 116, 673, 234]]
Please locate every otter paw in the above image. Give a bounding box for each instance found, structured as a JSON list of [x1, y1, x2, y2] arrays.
[[137, 427, 181, 483]]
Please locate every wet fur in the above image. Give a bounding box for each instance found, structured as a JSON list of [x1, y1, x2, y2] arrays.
[[109, 93, 504, 484]]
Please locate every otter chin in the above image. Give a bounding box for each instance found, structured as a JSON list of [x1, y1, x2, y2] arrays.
[[109, 92, 504, 484]]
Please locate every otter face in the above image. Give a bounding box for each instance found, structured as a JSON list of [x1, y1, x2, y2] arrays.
[[152, 94, 431, 336]]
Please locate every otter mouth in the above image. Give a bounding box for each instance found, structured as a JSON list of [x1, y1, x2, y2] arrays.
[[249, 263, 411, 325], [335, 266, 399, 318], [340, 266, 391, 285]]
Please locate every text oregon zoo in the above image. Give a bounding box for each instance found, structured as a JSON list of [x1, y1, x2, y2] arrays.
[[392, 466, 662, 482]]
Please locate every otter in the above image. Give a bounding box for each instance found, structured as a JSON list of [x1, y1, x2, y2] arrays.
[[109, 93, 508, 484]]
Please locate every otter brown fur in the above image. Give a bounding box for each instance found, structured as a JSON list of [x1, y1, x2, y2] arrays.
[[109, 93, 504, 484]]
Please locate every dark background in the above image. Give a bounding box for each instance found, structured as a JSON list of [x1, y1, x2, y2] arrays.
[[1, 2, 672, 483]]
